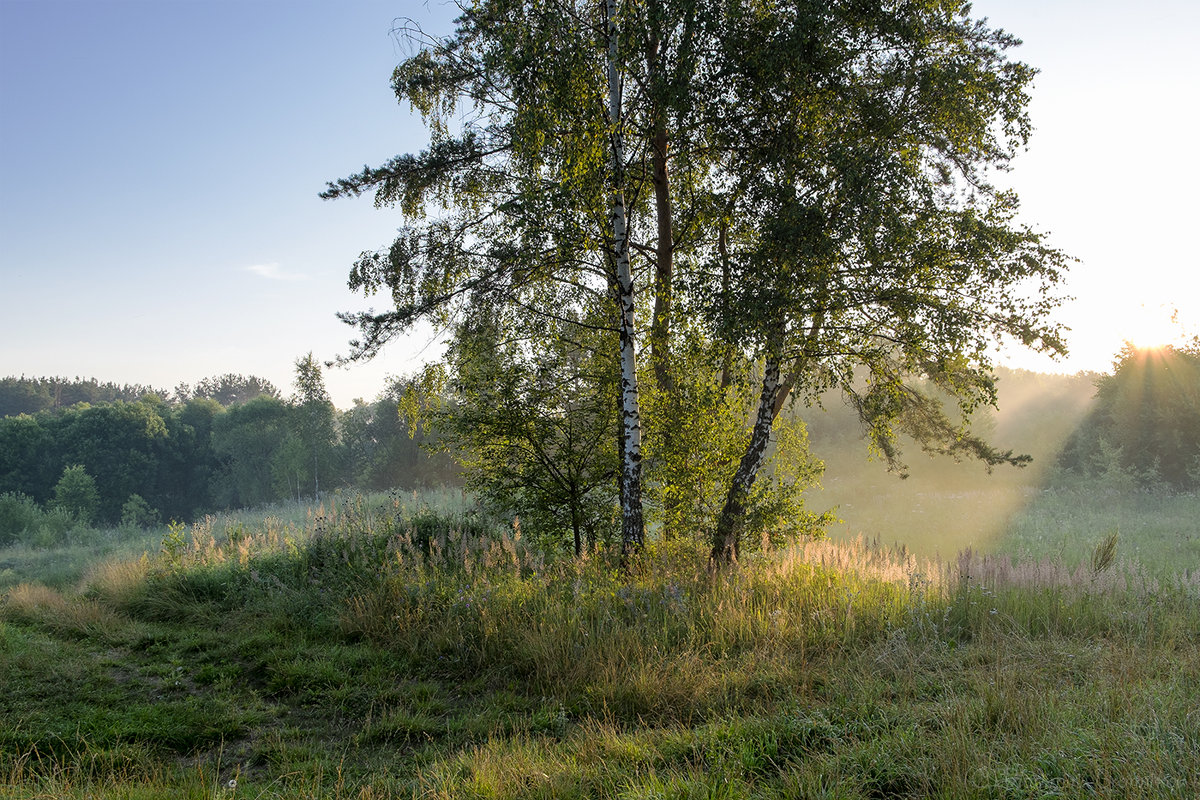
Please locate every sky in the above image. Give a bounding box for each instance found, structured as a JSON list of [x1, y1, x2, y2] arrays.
[[2, 0, 1198, 409]]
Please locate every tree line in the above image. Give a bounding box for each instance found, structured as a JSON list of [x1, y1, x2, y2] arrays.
[[0, 376, 167, 418], [0, 361, 457, 540], [0, 373, 289, 420]]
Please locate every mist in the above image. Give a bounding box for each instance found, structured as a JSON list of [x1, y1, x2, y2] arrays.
[[798, 367, 1101, 559]]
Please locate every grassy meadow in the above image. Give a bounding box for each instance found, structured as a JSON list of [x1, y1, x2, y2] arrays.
[[2, 488, 1199, 799]]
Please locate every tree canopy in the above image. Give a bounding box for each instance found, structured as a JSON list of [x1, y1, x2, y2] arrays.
[[324, 0, 1070, 561]]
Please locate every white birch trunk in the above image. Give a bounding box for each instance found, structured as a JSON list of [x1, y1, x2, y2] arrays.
[[605, 0, 645, 553]]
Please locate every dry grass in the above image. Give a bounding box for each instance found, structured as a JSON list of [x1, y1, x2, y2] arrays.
[[1, 582, 127, 639]]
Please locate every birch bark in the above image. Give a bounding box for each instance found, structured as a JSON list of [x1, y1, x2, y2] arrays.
[[710, 310, 827, 561], [605, 0, 645, 554]]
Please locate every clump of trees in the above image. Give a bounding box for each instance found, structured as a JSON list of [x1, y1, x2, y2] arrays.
[[0, 364, 458, 541], [323, 0, 1071, 561], [173, 373, 281, 406], [1059, 342, 1200, 491]]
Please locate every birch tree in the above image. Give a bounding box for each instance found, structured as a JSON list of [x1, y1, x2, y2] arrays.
[[701, 0, 1070, 560], [603, 0, 647, 549], [291, 353, 337, 499], [322, 0, 679, 555]]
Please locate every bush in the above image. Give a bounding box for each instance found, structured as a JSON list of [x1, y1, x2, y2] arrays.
[[50, 465, 100, 526], [120, 494, 160, 530], [29, 507, 77, 548], [0, 492, 88, 549], [0, 492, 43, 546]]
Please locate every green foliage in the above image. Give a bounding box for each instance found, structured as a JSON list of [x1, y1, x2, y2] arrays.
[[642, 342, 754, 540], [340, 384, 460, 491], [27, 506, 76, 548], [417, 316, 621, 556], [158, 520, 189, 571], [324, 0, 1071, 559], [288, 353, 339, 498], [642, 340, 830, 547], [740, 416, 834, 549], [0, 412, 52, 500], [50, 465, 100, 526], [174, 373, 279, 406], [156, 397, 223, 518], [0, 491, 42, 546], [0, 370, 465, 529], [0, 375, 165, 417], [210, 394, 291, 508], [119, 494, 159, 530]]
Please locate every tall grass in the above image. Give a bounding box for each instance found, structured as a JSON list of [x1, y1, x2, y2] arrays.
[[1000, 486, 1200, 577], [85, 494, 1198, 721], [4, 489, 1199, 798]]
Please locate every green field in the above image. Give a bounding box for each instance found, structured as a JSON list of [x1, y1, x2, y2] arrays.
[[2, 489, 1198, 799]]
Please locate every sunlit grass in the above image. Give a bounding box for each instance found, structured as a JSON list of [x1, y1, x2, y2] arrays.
[[0, 527, 162, 593], [999, 487, 1200, 577]]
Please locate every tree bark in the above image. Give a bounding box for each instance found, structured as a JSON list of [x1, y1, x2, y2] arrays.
[[571, 495, 582, 557], [647, 41, 674, 393], [605, 0, 645, 555], [637, 0, 673, 395], [711, 351, 786, 562], [718, 220, 733, 389], [712, 311, 824, 561]]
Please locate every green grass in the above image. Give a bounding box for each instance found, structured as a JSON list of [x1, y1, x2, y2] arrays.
[[2, 489, 1198, 798], [999, 487, 1200, 578], [0, 526, 163, 593]]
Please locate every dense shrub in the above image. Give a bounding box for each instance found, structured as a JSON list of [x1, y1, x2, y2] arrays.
[[0, 491, 42, 545], [50, 465, 100, 526], [119, 493, 160, 529]]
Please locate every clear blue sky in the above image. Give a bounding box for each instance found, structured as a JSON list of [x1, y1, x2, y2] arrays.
[[2, 0, 1197, 408]]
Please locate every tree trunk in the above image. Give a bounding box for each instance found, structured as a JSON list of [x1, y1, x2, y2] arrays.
[[605, 0, 645, 555], [711, 311, 824, 561], [718, 220, 733, 389], [711, 350, 785, 563], [647, 32, 673, 394], [571, 495, 583, 558]]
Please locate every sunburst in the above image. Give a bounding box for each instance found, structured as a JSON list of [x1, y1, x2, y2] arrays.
[[1122, 303, 1185, 351]]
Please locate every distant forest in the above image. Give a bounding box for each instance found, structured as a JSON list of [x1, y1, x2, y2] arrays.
[[0, 369, 457, 528]]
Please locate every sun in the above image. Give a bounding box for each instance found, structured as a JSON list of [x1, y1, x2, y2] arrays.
[[1122, 303, 1185, 351]]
